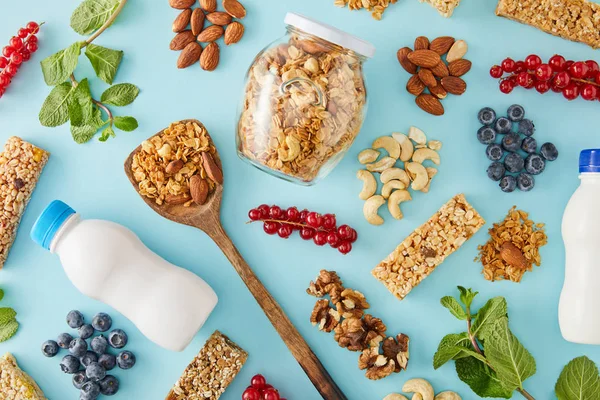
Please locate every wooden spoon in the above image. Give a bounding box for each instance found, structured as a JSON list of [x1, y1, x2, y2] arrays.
[[124, 120, 346, 400]]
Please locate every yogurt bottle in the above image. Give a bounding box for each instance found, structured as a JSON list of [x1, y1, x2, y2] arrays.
[[560, 149, 600, 344], [31, 200, 217, 352]]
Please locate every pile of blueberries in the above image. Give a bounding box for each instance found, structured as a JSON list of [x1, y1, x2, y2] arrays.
[[477, 105, 558, 192], [41, 311, 136, 399]]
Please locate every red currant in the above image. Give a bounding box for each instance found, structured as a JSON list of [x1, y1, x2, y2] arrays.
[[27, 35, 38, 45], [4, 64, 18, 77], [516, 72, 533, 87], [269, 205, 283, 220], [349, 228, 357, 243], [322, 214, 336, 231], [248, 209, 262, 221], [552, 71, 571, 89], [263, 221, 279, 235], [0, 74, 9, 88], [17, 28, 29, 39], [514, 61, 526, 73], [524, 54, 542, 70], [9, 37, 23, 51], [10, 52, 22, 66], [549, 54, 566, 71], [313, 231, 328, 246], [251, 374, 267, 389], [306, 212, 322, 228], [277, 224, 293, 238], [242, 387, 261, 400], [20, 49, 31, 61], [337, 225, 353, 241], [26, 22, 39, 34], [338, 242, 352, 255], [262, 388, 280, 400], [499, 79, 514, 94], [299, 209, 309, 221], [257, 204, 270, 218], [0, 57, 7, 69], [585, 60, 600, 78], [501, 58, 516, 73], [535, 64, 553, 81], [299, 227, 315, 240], [562, 83, 580, 100], [285, 207, 300, 222], [25, 42, 38, 53], [596, 71, 600, 85], [581, 84, 598, 101], [568, 61, 589, 79], [2, 46, 15, 58], [534, 80, 550, 94], [489, 65, 503, 78], [326, 232, 340, 248]]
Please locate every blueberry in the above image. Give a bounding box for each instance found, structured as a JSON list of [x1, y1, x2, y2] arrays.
[[41, 340, 59, 357], [487, 162, 505, 181], [486, 144, 504, 161], [518, 119, 535, 136], [525, 154, 546, 175], [517, 173, 535, 191], [92, 313, 112, 332], [79, 324, 94, 340], [86, 362, 107, 381], [67, 310, 85, 329], [502, 133, 522, 153], [91, 335, 109, 355], [99, 375, 120, 396], [57, 333, 74, 349], [500, 175, 517, 193], [98, 353, 117, 371], [117, 351, 136, 370], [81, 381, 100, 400], [69, 338, 88, 358], [504, 152, 525, 173], [507, 104, 525, 122], [108, 329, 128, 349], [477, 126, 496, 145], [60, 355, 81, 374], [81, 351, 99, 368], [73, 371, 89, 390], [540, 142, 559, 161], [478, 107, 496, 126], [521, 137, 537, 154], [495, 117, 512, 134]]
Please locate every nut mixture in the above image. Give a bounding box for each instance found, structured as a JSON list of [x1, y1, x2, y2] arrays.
[[237, 33, 367, 183], [333, 0, 398, 20], [131, 120, 222, 207], [0, 352, 46, 400], [357, 127, 442, 225], [419, 0, 462, 18], [307, 270, 410, 380], [476, 206, 547, 283]]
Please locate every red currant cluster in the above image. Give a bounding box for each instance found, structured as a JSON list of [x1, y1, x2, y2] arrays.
[[0, 22, 41, 98], [490, 54, 600, 101], [248, 205, 358, 255], [242, 374, 285, 400]]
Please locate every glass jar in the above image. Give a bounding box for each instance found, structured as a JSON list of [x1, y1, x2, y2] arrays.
[[236, 13, 375, 185]]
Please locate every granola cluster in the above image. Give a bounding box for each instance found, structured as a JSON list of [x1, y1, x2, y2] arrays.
[[307, 270, 409, 380], [333, 0, 398, 20], [418, 0, 462, 18], [237, 33, 367, 183]]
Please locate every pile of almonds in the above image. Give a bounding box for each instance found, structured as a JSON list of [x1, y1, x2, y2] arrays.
[[169, 0, 246, 71], [397, 36, 471, 116]]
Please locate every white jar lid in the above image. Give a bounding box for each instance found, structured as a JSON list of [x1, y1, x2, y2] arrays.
[[284, 12, 376, 58]]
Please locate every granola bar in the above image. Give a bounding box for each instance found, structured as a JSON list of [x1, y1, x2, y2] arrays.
[[0, 353, 47, 400], [0, 137, 49, 269], [333, 0, 399, 20], [496, 0, 600, 49], [166, 331, 247, 400], [372, 194, 485, 300], [419, 0, 461, 18]]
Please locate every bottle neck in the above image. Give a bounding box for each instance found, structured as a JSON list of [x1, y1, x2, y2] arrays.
[[49, 214, 80, 254]]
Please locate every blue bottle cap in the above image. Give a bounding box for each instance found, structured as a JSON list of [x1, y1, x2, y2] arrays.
[[580, 149, 600, 173], [30, 200, 75, 250]]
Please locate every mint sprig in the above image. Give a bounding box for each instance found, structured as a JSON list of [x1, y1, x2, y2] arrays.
[[0, 290, 19, 343]]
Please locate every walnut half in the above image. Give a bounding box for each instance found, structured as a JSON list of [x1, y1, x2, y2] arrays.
[[358, 346, 396, 380], [382, 333, 410, 372], [310, 299, 340, 333], [333, 317, 368, 352], [336, 288, 370, 319], [306, 270, 343, 302]]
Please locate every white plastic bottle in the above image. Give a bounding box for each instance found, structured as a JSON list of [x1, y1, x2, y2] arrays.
[[31, 200, 217, 352], [560, 149, 600, 344]]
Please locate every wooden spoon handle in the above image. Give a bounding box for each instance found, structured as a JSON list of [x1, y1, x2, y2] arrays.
[[206, 223, 347, 400]]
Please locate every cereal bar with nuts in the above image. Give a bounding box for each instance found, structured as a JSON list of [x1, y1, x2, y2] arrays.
[[0, 353, 47, 399], [496, 0, 600, 49], [372, 194, 485, 300], [0, 136, 49, 269], [419, 0, 461, 17], [333, 0, 399, 20], [166, 331, 247, 400]]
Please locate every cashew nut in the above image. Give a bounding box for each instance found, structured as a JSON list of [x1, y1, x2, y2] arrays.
[[413, 395, 424, 400], [380, 168, 410, 187], [406, 162, 429, 191], [278, 136, 301, 162], [421, 167, 438, 193], [373, 136, 401, 160], [382, 180, 406, 199], [402, 378, 434, 400], [428, 140, 443, 151], [366, 157, 396, 173], [388, 189, 411, 219], [357, 170, 377, 200], [434, 392, 461, 400], [383, 395, 409, 400], [363, 195, 386, 225], [358, 149, 380, 164], [408, 126, 427, 145], [412, 148, 441, 165], [392, 132, 414, 162]]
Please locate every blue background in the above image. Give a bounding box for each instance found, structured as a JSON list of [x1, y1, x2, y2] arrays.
[[1, 0, 600, 399]]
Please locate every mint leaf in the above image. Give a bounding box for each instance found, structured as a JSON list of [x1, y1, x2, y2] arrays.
[[0, 289, 4, 301], [85, 44, 123, 84], [100, 83, 139, 106], [472, 297, 508, 341], [70, 0, 120, 35], [68, 78, 93, 127], [0, 308, 16, 326], [99, 125, 115, 142], [113, 116, 138, 131], [456, 356, 514, 398], [39, 82, 74, 127], [485, 317, 536, 390], [40, 42, 82, 86], [0, 319, 19, 342], [441, 296, 468, 320], [71, 124, 98, 144], [433, 333, 471, 369], [556, 356, 600, 400], [458, 286, 478, 309]]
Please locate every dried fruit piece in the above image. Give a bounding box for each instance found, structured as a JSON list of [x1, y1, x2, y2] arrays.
[[397, 47, 417, 74], [441, 76, 467, 95], [172, 9, 192, 32], [169, 0, 195, 9], [500, 242, 528, 270], [197, 25, 224, 42], [406, 74, 425, 96], [190, 175, 209, 205], [190, 8, 206, 36], [223, 0, 247, 19], [415, 94, 444, 116], [414, 36, 430, 50], [407, 49, 441, 68], [418, 68, 437, 87], [224, 21, 244, 45], [206, 11, 232, 25], [199, 0, 217, 12], [170, 30, 195, 50], [429, 36, 455, 55], [177, 42, 202, 69], [446, 39, 468, 63], [448, 59, 472, 77]]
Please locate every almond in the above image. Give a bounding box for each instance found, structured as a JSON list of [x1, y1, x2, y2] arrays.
[[200, 42, 220, 71], [431, 61, 449, 78], [397, 47, 417, 74], [297, 40, 329, 54], [169, 0, 195, 9], [500, 242, 528, 270], [191, 8, 206, 36], [223, 0, 246, 19], [200, 0, 217, 12], [166, 159, 184, 174], [172, 9, 192, 32], [446, 40, 468, 63], [206, 11, 232, 26], [448, 59, 472, 77], [407, 49, 441, 68], [197, 25, 224, 42], [430, 84, 447, 99], [418, 69, 437, 87], [441, 76, 467, 95], [415, 93, 444, 116], [177, 42, 202, 69], [414, 36, 430, 50], [201, 151, 223, 183], [429, 36, 455, 55], [224, 21, 244, 45], [406, 74, 425, 96], [170, 30, 196, 50], [166, 194, 190, 205], [190, 175, 209, 205]]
